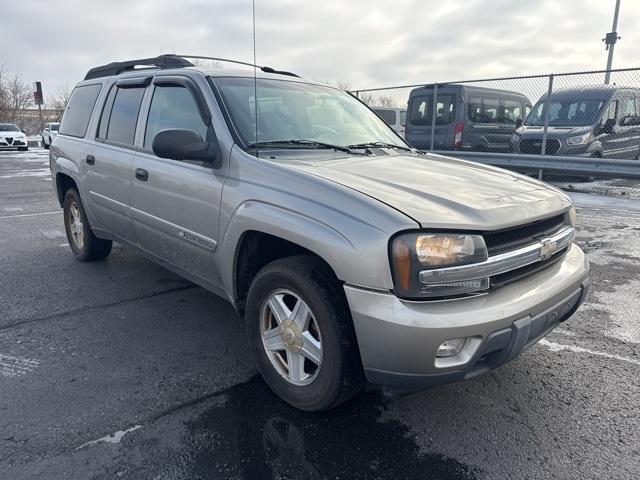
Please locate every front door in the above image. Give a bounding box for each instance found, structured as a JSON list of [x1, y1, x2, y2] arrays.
[[129, 77, 226, 286]]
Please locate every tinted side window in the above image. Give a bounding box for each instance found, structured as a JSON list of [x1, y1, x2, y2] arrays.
[[59, 84, 102, 137], [106, 87, 146, 145], [619, 95, 636, 123], [373, 109, 396, 126], [144, 85, 208, 148], [410, 94, 455, 125]]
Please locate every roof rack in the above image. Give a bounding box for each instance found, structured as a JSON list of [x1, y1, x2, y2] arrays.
[[84, 54, 300, 81], [84, 54, 194, 80], [176, 55, 299, 78]]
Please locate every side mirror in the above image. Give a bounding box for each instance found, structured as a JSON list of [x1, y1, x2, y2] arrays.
[[152, 129, 219, 166], [515, 118, 523, 128]]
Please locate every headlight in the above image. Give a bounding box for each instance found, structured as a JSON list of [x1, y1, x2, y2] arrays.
[[391, 233, 489, 299], [567, 206, 577, 227], [566, 133, 590, 146]]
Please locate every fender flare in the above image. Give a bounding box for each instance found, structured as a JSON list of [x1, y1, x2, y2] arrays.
[[218, 200, 359, 299]]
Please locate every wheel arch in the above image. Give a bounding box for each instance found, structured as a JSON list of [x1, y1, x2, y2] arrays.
[[220, 201, 359, 315]]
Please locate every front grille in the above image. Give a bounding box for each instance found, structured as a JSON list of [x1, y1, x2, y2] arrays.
[[484, 213, 566, 255], [490, 247, 568, 288], [519, 138, 561, 155]]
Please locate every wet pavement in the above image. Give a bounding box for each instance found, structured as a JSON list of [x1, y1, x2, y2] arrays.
[[1, 150, 639, 479]]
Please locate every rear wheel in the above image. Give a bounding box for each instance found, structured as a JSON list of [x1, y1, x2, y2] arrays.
[[63, 189, 112, 261], [245, 255, 364, 411]]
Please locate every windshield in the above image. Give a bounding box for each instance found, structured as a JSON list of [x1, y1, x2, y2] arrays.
[[0, 124, 20, 132], [213, 77, 405, 150], [525, 99, 605, 126]]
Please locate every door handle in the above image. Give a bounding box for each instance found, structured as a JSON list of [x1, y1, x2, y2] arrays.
[[135, 168, 149, 182], [85, 155, 95, 165]]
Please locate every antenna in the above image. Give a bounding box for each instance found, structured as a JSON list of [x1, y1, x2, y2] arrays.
[[252, 0, 259, 153]]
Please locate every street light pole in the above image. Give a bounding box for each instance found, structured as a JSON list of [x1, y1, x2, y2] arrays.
[[603, 0, 621, 84]]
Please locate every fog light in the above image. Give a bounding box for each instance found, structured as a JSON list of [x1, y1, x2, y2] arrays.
[[436, 338, 467, 358]]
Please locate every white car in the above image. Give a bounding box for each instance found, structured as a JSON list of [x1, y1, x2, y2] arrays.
[[0, 123, 29, 151], [371, 107, 407, 138], [42, 122, 60, 149]]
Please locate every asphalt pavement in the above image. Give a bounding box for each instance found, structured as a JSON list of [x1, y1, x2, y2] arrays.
[[1, 148, 639, 480]]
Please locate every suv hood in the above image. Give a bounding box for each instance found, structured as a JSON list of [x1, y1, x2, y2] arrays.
[[287, 153, 570, 230]]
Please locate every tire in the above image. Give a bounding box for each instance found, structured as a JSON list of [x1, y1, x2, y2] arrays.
[[63, 189, 112, 261], [245, 255, 364, 411]]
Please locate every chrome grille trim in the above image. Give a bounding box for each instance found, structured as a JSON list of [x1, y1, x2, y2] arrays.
[[419, 226, 575, 285]]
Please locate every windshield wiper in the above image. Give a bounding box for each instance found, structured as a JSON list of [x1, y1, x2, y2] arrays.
[[248, 139, 366, 155], [346, 141, 413, 152]]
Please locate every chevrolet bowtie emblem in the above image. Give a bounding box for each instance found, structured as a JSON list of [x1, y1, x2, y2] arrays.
[[539, 239, 558, 261]]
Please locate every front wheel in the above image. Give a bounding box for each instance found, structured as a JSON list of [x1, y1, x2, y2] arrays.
[[63, 189, 112, 261], [245, 255, 364, 411]]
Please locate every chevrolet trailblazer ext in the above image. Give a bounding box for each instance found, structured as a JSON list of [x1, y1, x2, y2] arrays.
[[50, 55, 589, 411]]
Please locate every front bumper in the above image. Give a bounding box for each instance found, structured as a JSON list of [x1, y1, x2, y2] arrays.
[[0, 138, 28, 149], [345, 243, 589, 391]]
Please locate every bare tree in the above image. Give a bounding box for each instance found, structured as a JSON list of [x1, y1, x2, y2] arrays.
[[0, 65, 10, 120], [335, 81, 351, 91], [4, 73, 32, 122], [359, 92, 374, 105], [48, 86, 72, 112], [377, 95, 398, 108]]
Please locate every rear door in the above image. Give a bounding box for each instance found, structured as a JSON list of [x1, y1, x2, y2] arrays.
[[83, 77, 149, 240], [130, 75, 226, 286], [406, 92, 456, 149]]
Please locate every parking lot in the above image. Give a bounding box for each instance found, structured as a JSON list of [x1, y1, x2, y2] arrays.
[[1, 148, 639, 479]]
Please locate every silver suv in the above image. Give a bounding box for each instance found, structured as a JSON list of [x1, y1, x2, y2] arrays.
[[50, 55, 590, 410]]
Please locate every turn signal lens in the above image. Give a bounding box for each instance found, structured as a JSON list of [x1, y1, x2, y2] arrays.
[[392, 238, 411, 291]]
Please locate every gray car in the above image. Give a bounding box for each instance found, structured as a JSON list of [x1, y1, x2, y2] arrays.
[[512, 86, 640, 159], [405, 84, 531, 152], [50, 55, 589, 410]]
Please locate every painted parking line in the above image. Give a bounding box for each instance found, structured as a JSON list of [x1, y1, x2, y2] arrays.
[[538, 339, 640, 367], [0, 353, 39, 378], [0, 211, 60, 219]]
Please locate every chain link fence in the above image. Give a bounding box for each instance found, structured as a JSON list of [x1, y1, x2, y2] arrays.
[[351, 68, 640, 182]]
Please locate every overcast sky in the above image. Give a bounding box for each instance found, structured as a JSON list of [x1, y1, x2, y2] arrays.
[[1, 0, 638, 101]]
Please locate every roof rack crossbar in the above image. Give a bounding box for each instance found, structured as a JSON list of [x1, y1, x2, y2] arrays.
[[83, 54, 195, 80]]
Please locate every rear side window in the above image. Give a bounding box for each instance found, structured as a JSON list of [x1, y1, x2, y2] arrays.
[[59, 84, 102, 138], [410, 94, 455, 125], [373, 109, 396, 126], [105, 87, 146, 145], [144, 85, 208, 148], [468, 97, 523, 124]]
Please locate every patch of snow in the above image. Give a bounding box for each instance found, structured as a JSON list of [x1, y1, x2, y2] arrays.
[[76, 425, 143, 450]]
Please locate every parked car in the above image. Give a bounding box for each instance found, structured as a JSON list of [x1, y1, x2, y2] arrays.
[[0, 123, 29, 151], [511, 86, 640, 159], [42, 122, 60, 149], [405, 84, 531, 152], [50, 55, 589, 411], [371, 106, 406, 137]]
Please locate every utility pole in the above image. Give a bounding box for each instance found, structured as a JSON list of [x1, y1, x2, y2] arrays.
[[603, 0, 621, 84]]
